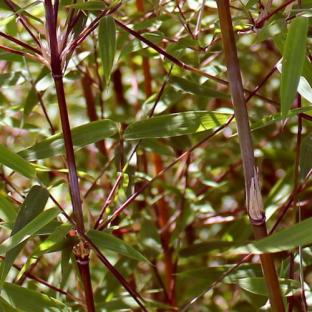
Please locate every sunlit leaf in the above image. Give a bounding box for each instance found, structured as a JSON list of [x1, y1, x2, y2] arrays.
[[19, 119, 118, 160], [0, 208, 59, 255], [124, 111, 231, 139]]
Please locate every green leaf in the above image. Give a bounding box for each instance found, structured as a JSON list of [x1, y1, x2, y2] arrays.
[[141, 139, 175, 156], [251, 106, 312, 132], [178, 264, 261, 282], [99, 16, 116, 83], [19, 119, 118, 160], [231, 216, 312, 254], [0, 186, 49, 287], [16, 223, 72, 281], [34, 223, 72, 255], [179, 241, 236, 257], [235, 277, 300, 297], [87, 229, 149, 262], [0, 208, 60, 255], [66, 1, 107, 10], [300, 134, 312, 180], [0, 72, 25, 87], [0, 144, 36, 179], [4, 1, 42, 25], [0, 297, 18, 312], [280, 16, 309, 115], [23, 87, 38, 118], [0, 194, 17, 224], [170, 76, 229, 99], [124, 111, 231, 140], [2, 282, 65, 311]]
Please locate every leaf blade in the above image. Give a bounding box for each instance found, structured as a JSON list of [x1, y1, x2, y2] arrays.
[[19, 119, 118, 160], [124, 111, 231, 140], [0, 144, 36, 179], [99, 16, 116, 83], [0, 186, 49, 286], [280, 16, 309, 115], [87, 229, 149, 263], [0, 208, 60, 255]]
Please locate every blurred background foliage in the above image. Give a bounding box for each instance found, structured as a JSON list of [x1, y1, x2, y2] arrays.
[[0, 0, 311, 311]]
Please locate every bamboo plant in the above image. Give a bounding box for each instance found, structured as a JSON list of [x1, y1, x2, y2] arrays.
[[0, 0, 311, 311]]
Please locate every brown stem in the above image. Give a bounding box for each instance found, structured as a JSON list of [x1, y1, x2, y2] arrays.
[[152, 154, 176, 306], [74, 249, 95, 312], [44, 2, 95, 311], [0, 31, 41, 55], [78, 232, 148, 312], [216, 1, 284, 311], [255, 0, 296, 28]]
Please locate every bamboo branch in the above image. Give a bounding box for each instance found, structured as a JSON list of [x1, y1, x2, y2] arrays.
[[216, 1, 284, 311], [44, 2, 95, 311]]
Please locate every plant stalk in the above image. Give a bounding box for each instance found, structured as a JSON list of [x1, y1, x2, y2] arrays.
[[44, 2, 95, 311], [216, 1, 285, 311]]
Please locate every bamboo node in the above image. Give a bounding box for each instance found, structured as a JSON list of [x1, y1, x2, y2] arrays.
[[247, 168, 265, 222]]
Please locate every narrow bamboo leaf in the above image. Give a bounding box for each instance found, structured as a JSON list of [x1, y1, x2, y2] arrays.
[[251, 106, 312, 132], [0, 144, 36, 179], [0, 72, 25, 87], [2, 282, 65, 311], [60, 245, 72, 289], [235, 277, 300, 297], [87, 229, 149, 262], [177, 264, 261, 281], [141, 139, 175, 156], [231, 216, 312, 254], [300, 135, 312, 180], [124, 111, 231, 140], [280, 16, 308, 115], [99, 16, 116, 83], [170, 76, 229, 99], [66, 1, 107, 10], [0, 208, 60, 255], [19, 119, 118, 160], [0, 194, 17, 223], [23, 87, 37, 118], [180, 241, 236, 257], [34, 223, 72, 255], [5, 1, 42, 24], [0, 297, 18, 312], [16, 224, 72, 281], [0, 186, 49, 287]]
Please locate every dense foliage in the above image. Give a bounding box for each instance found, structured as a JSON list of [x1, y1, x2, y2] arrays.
[[0, 0, 311, 311]]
